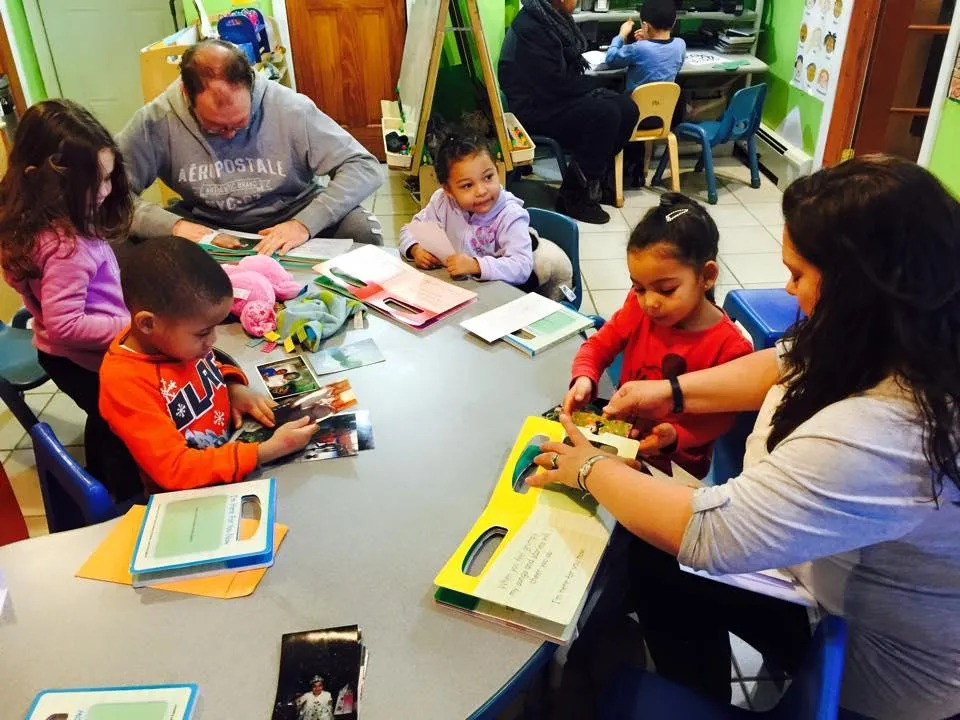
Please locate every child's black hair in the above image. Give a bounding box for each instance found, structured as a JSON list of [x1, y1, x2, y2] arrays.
[[628, 192, 719, 300], [640, 0, 678, 31], [120, 236, 233, 318], [435, 132, 496, 185]]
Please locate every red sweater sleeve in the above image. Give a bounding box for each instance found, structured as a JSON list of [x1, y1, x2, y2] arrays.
[[100, 365, 260, 492], [571, 290, 636, 390], [671, 329, 754, 451]]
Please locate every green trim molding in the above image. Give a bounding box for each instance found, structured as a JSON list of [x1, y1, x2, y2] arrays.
[[929, 99, 960, 198], [5, 0, 46, 103]]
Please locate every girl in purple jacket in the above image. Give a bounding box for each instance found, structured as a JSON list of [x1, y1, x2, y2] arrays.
[[0, 99, 140, 500]]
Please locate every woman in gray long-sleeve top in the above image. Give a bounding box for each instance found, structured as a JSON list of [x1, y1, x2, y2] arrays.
[[532, 155, 960, 720]]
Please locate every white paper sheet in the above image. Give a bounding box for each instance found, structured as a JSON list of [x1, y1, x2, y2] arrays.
[[288, 237, 354, 260], [461, 292, 561, 343], [407, 220, 456, 262], [582, 50, 607, 68], [679, 565, 817, 607]]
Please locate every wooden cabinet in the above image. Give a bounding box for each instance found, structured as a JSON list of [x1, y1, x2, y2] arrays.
[[288, 0, 407, 161]]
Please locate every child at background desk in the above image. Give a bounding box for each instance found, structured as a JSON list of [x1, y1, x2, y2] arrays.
[[604, 0, 686, 94], [399, 133, 571, 299], [100, 237, 318, 494], [562, 193, 751, 478], [0, 99, 141, 500]]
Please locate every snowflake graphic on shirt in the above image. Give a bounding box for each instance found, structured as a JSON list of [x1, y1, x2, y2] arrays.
[[160, 378, 179, 403], [213, 410, 226, 428], [175, 402, 187, 418]]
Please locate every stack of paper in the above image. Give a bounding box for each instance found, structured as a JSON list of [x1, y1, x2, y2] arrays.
[[434, 417, 639, 643], [461, 292, 592, 356], [25, 684, 198, 720], [129, 478, 277, 588], [200, 231, 353, 268], [314, 245, 477, 330]]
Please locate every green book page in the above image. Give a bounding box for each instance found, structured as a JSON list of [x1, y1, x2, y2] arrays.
[[88, 702, 169, 720], [527, 310, 576, 334], [154, 495, 228, 558]]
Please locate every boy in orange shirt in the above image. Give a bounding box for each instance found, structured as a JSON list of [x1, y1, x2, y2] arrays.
[[100, 236, 316, 494]]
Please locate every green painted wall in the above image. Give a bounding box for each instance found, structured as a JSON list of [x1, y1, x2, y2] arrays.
[[5, 0, 46, 103], [756, 0, 822, 155], [184, 0, 273, 24], [929, 100, 960, 198]]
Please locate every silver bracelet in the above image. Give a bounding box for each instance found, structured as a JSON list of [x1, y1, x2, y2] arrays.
[[577, 455, 608, 497]]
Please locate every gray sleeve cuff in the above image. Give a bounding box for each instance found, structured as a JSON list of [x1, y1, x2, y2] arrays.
[[131, 196, 184, 238]]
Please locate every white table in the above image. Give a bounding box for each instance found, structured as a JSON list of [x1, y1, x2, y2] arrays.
[[0, 277, 590, 719]]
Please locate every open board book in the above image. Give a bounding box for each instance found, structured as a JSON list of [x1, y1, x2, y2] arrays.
[[314, 245, 476, 330], [25, 684, 198, 720], [200, 232, 353, 268], [434, 416, 641, 644], [130, 478, 276, 588]]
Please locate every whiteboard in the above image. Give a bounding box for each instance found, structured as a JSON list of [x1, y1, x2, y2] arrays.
[[396, 0, 446, 141]]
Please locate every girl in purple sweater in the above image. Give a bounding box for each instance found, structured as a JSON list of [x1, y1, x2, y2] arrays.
[[0, 99, 140, 500]]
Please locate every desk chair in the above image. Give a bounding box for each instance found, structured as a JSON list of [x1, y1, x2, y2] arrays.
[[710, 288, 801, 484], [601, 614, 847, 720], [614, 82, 682, 208], [0, 308, 48, 392], [31, 422, 120, 533], [499, 91, 567, 183], [654, 83, 767, 205]]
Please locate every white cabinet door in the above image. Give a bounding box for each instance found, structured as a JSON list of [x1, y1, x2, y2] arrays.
[[36, 0, 174, 133]]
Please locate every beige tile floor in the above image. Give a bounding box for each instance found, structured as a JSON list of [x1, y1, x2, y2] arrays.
[[0, 156, 786, 704]]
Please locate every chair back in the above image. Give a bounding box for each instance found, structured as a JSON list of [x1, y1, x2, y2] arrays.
[[527, 207, 582, 311], [0, 321, 48, 390], [715, 83, 767, 144], [772, 615, 847, 720], [0, 376, 40, 432], [30, 422, 118, 533], [629, 82, 681, 142]]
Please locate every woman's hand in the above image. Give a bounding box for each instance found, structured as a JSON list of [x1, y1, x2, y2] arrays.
[[529, 414, 627, 489], [410, 244, 442, 270], [619, 19, 635, 39], [603, 379, 673, 424], [562, 376, 595, 415], [227, 383, 277, 429]]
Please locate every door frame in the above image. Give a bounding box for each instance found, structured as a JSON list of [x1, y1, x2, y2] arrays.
[[22, 0, 61, 97], [918, 3, 960, 165]]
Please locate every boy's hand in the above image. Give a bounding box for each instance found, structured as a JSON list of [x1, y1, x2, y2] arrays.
[[619, 19, 634, 39], [227, 383, 277, 429], [633, 27, 647, 41], [637, 423, 678, 455], [410, 244, 442, 270], [446, 253, 481, 278], [562, 376, 595, 415], [258, 416, 317, 464]]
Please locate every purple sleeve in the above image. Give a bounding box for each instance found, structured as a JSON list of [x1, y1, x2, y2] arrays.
[[475, 207, 534, 284], [39, 242, 128, 351], [399, 189, 447, 260]]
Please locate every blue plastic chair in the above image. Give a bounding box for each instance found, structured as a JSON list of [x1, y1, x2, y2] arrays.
[[528, 207, 591, 316], [601, 614, 848, 720], [653, 83, 768, 205], [0, 308, 48, 391], [30, 422, 120, 533], [710, 288, 802, 484]]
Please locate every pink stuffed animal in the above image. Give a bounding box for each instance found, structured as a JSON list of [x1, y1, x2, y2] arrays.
[[222, 255, 304, 337]]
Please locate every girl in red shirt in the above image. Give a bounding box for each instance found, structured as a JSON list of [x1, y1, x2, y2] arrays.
[[563, 193, 752, 477]]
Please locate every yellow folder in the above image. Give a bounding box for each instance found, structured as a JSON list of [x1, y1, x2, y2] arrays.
[[76, 505, 287, 599], [435, 417, 637, 633]]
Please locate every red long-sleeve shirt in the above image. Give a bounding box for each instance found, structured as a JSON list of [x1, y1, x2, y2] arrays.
[[572, 291, 753, 477], [100, 330, 260, 494]]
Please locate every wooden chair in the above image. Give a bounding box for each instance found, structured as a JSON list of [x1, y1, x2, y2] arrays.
[[614, 82, 682, 208]]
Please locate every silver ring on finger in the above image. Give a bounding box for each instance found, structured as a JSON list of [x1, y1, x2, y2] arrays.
[[551, 453, 560, 470]]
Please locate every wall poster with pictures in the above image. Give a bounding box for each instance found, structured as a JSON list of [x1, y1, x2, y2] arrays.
[[790, 0, 853, 99]]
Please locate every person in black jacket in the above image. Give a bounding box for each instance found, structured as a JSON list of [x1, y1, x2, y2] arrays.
[[499, 0, 640, 224]]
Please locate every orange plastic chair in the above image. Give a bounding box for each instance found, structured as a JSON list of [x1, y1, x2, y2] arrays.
[[614, 82, 682, 208]]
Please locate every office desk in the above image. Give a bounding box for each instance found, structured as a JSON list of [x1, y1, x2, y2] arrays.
[[0, 276, 588, 720]]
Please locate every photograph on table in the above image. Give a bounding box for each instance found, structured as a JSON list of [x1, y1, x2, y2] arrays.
[[307, 339, 385, 377], [271, 625, 365, 720], [297, 413, 360, 463], [257, 356, 323, 401], [233, 380, 359, 444]]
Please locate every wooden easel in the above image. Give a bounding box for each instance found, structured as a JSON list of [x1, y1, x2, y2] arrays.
[[382, 0, 530, 206]]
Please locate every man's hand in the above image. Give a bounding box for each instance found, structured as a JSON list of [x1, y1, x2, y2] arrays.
[[619, 19, 635, 39], [173, 219, 217, 243], [446, 253, 481, 278], [227, 383, 277, 429], [410, 244, 442, 270], [256, 220, 310, 256]]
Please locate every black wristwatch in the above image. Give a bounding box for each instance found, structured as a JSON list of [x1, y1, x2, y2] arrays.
[[669, 375, 684, 414]]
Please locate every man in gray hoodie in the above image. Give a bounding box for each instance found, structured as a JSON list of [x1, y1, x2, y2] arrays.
[[118, 40, 384, 254]]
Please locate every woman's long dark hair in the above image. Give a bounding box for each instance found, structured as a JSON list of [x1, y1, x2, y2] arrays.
[[769, 155, 960, 497], [0, 99, 132, 281]]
